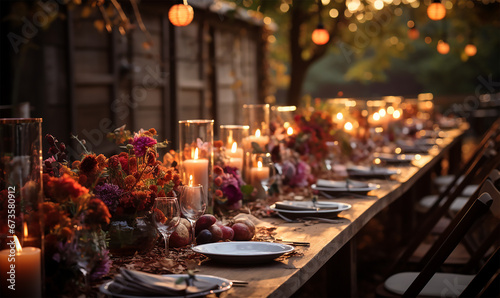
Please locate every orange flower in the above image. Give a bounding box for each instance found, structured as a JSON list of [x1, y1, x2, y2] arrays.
[[96, 154, 107, 168], [148, 128, 157, 135], [214, 140, 223, 148], [215, 189, 223, 197], [129, 157, 137, 173], [214, 166, 224, 176], [124, 175, 136, 188], [72, 160, 81, 169]]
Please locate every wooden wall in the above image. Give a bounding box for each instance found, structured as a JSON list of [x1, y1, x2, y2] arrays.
[[3, 1, 266, 158]]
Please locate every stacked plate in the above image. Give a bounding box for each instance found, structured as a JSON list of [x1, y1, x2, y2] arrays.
[[311, 179, 379, 195], [347, 165, 399, 178], [270, 200, 351, 219]]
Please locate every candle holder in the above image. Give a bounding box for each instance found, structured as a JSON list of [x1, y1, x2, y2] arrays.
[[220, 125, 248, 173], [243, 104, 270, 152], [179, 120, 214, 213], [271, 106, 296, 136], [247, 153, 275, 199], [0, 118, 43, 297]]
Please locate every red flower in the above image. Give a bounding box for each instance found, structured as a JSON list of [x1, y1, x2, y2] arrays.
[[80, 155, 98, 175], [85, 198, 111, 226]]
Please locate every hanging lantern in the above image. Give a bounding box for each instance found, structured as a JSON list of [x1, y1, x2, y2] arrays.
[[168, 3, 194, 27], [437, 40, 450, 54], [427, 0, 446, 21], [312, 24, 329, 45], [408, 28, 420, 40], [464, 44, 477, 56]]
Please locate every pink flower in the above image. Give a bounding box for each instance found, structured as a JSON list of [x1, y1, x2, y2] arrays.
[[131, 136, 157, 157]]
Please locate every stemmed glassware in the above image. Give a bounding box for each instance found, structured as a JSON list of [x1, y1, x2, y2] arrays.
[[179, 185, 207, 247], [152, 197, 181, 256]]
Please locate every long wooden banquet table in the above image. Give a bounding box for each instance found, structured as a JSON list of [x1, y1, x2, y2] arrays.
[[195, 126, 468, 298]]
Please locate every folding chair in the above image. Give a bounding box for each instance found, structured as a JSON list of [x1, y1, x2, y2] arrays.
[[377, 177, 500, 297]]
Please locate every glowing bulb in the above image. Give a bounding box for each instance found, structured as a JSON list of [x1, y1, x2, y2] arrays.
[[312, 27, 330, 45], [393, 110, 401, 119], [427, 1, 446, 20], [437, 40, 450, 54], [168, 4, 194, 27], [464, 44, 477, 56], [373, 113, 381, 121], [379, 108, 386, 117], [337, 112, 344, 120], [374, 158, 381, 165], [344, 122, 353, 131], [387, 106, 395, 114], [395, 147, 402, 154]]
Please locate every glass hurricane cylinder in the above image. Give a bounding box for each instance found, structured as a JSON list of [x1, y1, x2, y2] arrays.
[[270, 106, 296, 136], [220, 125, 248, 173], [247, 153, 275, 199], [0, 118, 43, 298], [178, 120, 214, 213], [243, 104, 270, 152]]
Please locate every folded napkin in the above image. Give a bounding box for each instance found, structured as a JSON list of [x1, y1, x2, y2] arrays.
[[107, 269, 219, 296], [316, 179, 368, 189]]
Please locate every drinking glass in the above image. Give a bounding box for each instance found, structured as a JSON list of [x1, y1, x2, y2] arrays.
[[153, 197, 181, 256], [179, 185, 206, 246]]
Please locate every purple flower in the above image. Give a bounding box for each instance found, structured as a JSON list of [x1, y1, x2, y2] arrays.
[[289, 161, 312, 187], [94, 183, 124, 213], [223, 166, 244, 186], [221, 175, 243, 204], [131, 136, 157, 157], [90, 249, 111, 280]]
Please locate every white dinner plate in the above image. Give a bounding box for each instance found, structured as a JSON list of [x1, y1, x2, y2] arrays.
[[346, 165, 400, 178], [311, 183, 379, 195], [99, 274, 232, 298], [270, 202, 351, 219], [192, 241, 294, 264], [274, 200, 342, 211]]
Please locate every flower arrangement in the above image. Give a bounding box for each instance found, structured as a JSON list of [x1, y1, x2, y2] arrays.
[[40, 126, 183, 293], [213, 165, 253, 210], [286, 109, 337, 168]]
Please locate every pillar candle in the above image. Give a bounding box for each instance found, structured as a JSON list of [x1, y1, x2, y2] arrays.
[[250, 161, 270, 186], [0, 237, 41, 298], [183, 158, 209, 197]]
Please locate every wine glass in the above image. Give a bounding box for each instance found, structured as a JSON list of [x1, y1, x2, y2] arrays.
[[179, 185, 206, 246], [153, 197, 180, 256]]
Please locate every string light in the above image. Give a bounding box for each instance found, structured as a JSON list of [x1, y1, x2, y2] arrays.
[[464, 44, 477, 56], [437, 40, 450, 54], [312, 24, 330, 45], [427, 0, 446, 20], [168, 2, 194, 27]]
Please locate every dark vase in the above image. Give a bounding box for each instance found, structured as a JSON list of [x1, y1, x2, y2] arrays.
[[108, 216, 158, 256]]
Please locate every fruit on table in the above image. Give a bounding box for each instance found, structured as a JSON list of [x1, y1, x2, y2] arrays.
[[195, 214, 217, 235], [233, 218, 255, 235], [170, 218, 192, 247], [208, 225, 223, 242], [219, 225, 234, 241], [231, 222, 254, 241], [196, 229, 212, 245]]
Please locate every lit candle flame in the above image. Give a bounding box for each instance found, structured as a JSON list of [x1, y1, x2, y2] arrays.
[[287, 127, 293, 136], [255, 129, 261, 137], [189, 175, 193, 186], [257, 161, 262, 168], [194, 148, 199, 159], [344, 122, 353, 131], [336, 112, 343, 120], [231, 142, 237, 153], [14, 235, 22, 252], [24, 222, 28, 238]]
